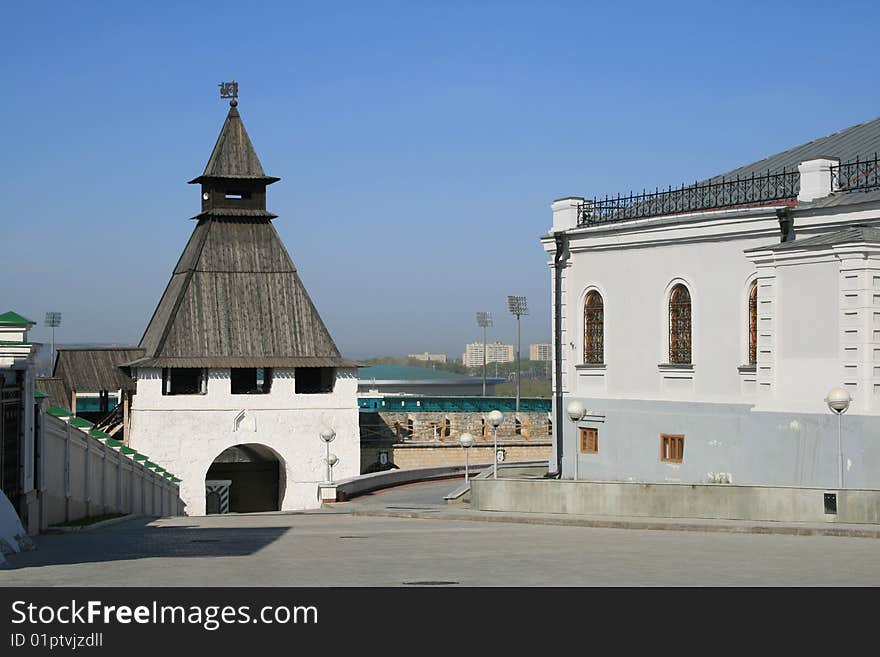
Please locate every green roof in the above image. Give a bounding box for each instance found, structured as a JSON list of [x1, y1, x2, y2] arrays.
[[89, 428, 110, 440], [46, 406, 72, 417], [69, 417, 93, 429], [34, 390, 48, 399], [0, 340, 32, 346], [0, 311, 35, 325], [133, 454, 147, 461], [171, 477, 181, 483], [106, 438, 123, 448], [144, 461, 157, 469], [120, 446, 137, 455]]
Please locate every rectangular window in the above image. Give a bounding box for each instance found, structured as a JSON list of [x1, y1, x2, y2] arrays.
[[230, 368, 272, 394], [294, 367, 335, 394], [661, 434, 684, 463], [579, 427, 598, 453], [162, 368, 207, 395]]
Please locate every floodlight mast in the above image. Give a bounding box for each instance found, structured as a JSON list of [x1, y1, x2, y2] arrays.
[[45, 312, 62, 370], [476, 311, 493, 396], [507, 296, 528, 413]]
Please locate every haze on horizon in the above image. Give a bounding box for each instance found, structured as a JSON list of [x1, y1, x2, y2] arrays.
[[4, 1, 879, 360]]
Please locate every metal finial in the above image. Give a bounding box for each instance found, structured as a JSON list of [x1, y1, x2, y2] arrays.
[[219, 80, 239, 106]]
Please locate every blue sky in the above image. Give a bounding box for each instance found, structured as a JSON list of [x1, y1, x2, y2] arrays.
[[4, 1, 880, 359]]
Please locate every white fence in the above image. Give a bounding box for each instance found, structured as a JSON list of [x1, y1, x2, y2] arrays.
[[38, 415, 183, 529]]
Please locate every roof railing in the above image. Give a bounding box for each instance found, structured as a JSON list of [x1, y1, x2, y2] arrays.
[[831, 153, 880, 192], [577, 168, 801, 226]]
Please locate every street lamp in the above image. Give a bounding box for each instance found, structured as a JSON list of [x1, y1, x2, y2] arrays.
[[459, 432, 474, 484], [327, 454, 339, 484], [507, 296, 528, 414], [487, 409, 503, 479], [825, 387, 851, 489], [566, 401, 586, 481], [476, 311, 493, 397], [320, 428, 336, 483]]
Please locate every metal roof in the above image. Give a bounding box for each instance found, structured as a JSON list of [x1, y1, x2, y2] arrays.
[[708, 116, 880, 183], [0, 311, 35, 325], [747, 225, 880, 253]]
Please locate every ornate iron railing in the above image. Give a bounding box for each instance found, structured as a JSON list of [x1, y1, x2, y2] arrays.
[[831, 154, 880, 192], [578, 169, 800, 226]]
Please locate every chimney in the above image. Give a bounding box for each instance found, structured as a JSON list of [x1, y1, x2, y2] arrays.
[[551, 197, 585, 233], [797, 157, 839, 202]]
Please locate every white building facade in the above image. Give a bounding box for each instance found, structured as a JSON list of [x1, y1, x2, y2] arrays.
[[462, 341, 514, 367], [529, 343, 552, 362], [126, 100, 359, 515], [545, 117, 880, 489]]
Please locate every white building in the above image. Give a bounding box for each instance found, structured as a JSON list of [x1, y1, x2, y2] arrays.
[[545, 116, 880, 489], [407, 352, 448, 363], [462, 341, 514, 367], [529, 343, 552, 362], [125, 99, 360, 516]]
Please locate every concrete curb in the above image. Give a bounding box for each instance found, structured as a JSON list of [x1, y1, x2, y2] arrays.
[[45, 514, 146, 534], [350, 508, 880, 539]]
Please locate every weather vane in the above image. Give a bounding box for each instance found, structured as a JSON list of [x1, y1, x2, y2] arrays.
[[219, 80, 238, 106]]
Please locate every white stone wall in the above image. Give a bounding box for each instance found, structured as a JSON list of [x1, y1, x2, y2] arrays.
[[128, 367, 360, 515], [543, 202, 880, 414]]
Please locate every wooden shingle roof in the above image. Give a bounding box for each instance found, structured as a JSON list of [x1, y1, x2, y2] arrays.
[[52, 347, 143, 392], [136, 104, 352, 369]]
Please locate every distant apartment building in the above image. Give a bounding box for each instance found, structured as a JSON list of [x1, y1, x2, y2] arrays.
[[462, 341, 514, 368], [407, 352, 447, 363], [529, 342, 552, 362]]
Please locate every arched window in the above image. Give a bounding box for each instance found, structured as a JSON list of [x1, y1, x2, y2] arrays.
[[748, 282, 757, 366], [584, 290, 604, 364], [669, 284, 692, 364]]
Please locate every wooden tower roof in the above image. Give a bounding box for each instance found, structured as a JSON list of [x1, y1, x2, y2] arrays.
[[129, 102, 355, 370]]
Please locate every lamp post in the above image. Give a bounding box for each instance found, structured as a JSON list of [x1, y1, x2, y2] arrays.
[[319, 428, 336, 483], [476, 312, 493, 397], [327, 454, 338, 484], [507, 296, 528, 414], [566, 400, 586, 481], [459, 433, 474, 484], [825, 387, 851, 489], [487, 410, 503, 479]]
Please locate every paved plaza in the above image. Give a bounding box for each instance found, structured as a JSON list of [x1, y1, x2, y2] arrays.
[[3, 480, 880, 586]]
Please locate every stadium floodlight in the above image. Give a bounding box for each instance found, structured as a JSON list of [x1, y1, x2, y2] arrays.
[[507, 296, 528, 413], [476, 312, 493, 396], [45, 312, 62, 368]]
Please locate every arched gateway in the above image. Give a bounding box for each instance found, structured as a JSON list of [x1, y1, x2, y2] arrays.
[[205, 444, 285, 514]]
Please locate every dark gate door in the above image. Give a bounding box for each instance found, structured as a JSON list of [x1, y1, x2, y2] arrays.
[[1, 386, 22, 507], [205, 461, 280, 513]]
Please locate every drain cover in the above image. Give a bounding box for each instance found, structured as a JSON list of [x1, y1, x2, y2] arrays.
[[403, 581, 459, 586]]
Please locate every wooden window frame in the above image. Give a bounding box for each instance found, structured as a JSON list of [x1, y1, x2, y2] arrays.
[[660, 434, 684, 463], [579, 427, 598, 454]]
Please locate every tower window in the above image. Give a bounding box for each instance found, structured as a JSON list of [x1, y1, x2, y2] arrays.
[[294, 368, 335, 394], [660, 434, 684, 463], [162, 368, 207, 395], [579, 427, 598, 453], [231, 368, 272, 394], [748, 282, 758, 366]]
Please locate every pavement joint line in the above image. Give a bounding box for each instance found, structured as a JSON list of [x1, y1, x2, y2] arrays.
[[349, 509, 880, 539]]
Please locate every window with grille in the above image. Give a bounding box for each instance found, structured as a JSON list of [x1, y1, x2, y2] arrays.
[[162, 368, 207, 395], [660, 434, 684, 463], [668, 284, 692, 364], [579, 427, 598, 453], [584, 290, 604, 364], [748, 282, 757, 366]]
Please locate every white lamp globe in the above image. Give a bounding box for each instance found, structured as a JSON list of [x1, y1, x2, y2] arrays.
[[487, 410, 504, 428], [320, 428, 336, 443], [327, 454, 339, 466], [566, 400, 586, 422], [459, 433, 474, 448], [826, 388, 852, 414]]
